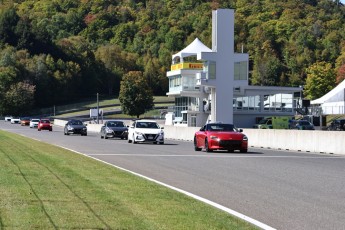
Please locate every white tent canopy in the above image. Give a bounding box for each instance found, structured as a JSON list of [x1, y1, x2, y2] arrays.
[[311, 80, 345, 104], [172, 38, 212, 64]]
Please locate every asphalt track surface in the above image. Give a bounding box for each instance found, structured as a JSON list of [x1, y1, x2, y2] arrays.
[[1, 121, 345, 230]]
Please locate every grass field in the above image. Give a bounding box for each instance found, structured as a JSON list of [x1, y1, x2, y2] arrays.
[[52, 96, 174, 119], [0, 130, 257, 229]]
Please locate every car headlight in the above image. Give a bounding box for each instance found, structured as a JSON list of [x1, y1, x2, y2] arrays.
[[67, 125, 74, 130], [105, 127, 112, 133], [135, 131, 143, 135], [210, 135, 219, 141], [243, 135, 248, 141]]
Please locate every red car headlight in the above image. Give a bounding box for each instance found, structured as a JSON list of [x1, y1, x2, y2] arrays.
[[210, 135, 220, 141], [243, 135, 248, 141]]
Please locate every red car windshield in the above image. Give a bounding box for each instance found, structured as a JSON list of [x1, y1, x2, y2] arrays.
[[206, 124, 234, 131]]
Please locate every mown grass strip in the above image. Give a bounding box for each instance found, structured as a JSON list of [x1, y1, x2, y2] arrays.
[[0, 130, 258, 229]]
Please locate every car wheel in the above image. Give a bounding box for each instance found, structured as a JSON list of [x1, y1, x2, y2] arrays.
[[159, 141, 164, 145], [205, 138, 212, 152], [227, 149, 234, 153], [194, 137, 201, 151], [49, 129, 52, 132], [105, 135, 108, 139], [240, 149, 248, 153], [153, 141, 157, 144], [38, 129, 41, 131], [128, 138, 132, 143]]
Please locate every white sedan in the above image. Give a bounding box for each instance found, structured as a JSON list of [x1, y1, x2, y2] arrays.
[[128, 119, 164, 144], [4, 116, 13, 122], [10, 117, 20, 124], [29, 119, 40, 128]]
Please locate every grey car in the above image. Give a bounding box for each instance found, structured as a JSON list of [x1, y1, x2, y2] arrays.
[[64, 119, 87, 136], [100, 120, 128, 139]]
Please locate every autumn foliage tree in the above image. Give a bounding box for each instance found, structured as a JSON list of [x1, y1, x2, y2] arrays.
[[1, 0, 345, 114], [119, 71, 154, 118], [304, 61, 336, 100], [1, 81, 35, 116]]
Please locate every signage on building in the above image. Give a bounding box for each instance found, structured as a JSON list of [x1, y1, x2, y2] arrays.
[[171, 63, 203, 71]]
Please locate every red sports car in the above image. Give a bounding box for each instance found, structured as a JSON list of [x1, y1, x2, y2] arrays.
[[38, 119, 52, 131], [194, 123, 248, 153]]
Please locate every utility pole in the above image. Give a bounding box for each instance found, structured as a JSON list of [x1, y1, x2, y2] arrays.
[[97, 93, 99, 124]]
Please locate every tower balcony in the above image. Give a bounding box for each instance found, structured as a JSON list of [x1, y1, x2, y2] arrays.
[[170, 62, 203, 71]]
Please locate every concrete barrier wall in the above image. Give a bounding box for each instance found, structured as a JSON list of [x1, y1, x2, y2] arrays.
[[54, 119, 344, 155], [162, 126, 344, 155]]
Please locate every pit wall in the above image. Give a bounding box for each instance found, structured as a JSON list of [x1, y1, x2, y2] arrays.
[[53, 119, 344, 155]]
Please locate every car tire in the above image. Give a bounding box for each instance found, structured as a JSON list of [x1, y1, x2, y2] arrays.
[[194, 137, 201, 151], [153, 141, 157, 144], [240, 149, 248, 153], [159, 141, 164, 145], [128, 138, 132, 143], [38, 129, 41, 131], [105, 135, 108, 139], [205, 138, 212, 152], [227, 149, 234, 153]]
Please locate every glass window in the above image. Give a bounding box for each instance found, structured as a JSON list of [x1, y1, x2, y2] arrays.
[[234, 61, 248, 80], [204, 61, 216, 79]]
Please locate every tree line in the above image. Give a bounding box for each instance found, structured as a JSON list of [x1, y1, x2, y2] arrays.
[[0, 0, 345, 116]]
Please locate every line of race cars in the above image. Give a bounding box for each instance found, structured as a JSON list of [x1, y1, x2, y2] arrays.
[[5, 116, 52, 131], [4, 116, 248, 153]]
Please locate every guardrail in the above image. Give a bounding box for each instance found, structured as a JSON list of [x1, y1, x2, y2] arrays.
[[54, 119, 344, 155]]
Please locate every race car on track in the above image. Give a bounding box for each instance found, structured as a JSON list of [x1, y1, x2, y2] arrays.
[[127, 119, 164, 144], [194, 123, 248, 153]]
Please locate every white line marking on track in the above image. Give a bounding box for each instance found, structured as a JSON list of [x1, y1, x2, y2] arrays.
[[57, 145, 275, 230], [87, 153, 345, 159]]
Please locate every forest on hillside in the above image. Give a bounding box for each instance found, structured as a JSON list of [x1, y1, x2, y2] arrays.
[[1, 0, 345, 115]]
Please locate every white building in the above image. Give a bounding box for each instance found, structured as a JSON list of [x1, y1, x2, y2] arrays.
[[166, 9, 302, 128]]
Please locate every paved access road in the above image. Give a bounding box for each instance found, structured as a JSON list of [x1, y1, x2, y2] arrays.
[[1, 121, 345, 230]]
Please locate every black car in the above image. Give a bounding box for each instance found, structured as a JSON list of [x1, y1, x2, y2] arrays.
[[100, 120, 128, 139], [64, 119, 87, 136], [290, 120, 315, 130], [327, 119, 345, 131]]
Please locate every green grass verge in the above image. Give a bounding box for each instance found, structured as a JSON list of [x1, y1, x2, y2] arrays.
[[53, 96, 173, 119], [0, 130, 257, 229]]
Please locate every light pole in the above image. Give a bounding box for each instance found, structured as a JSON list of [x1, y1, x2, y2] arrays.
[[97, 93, 99, 124]]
